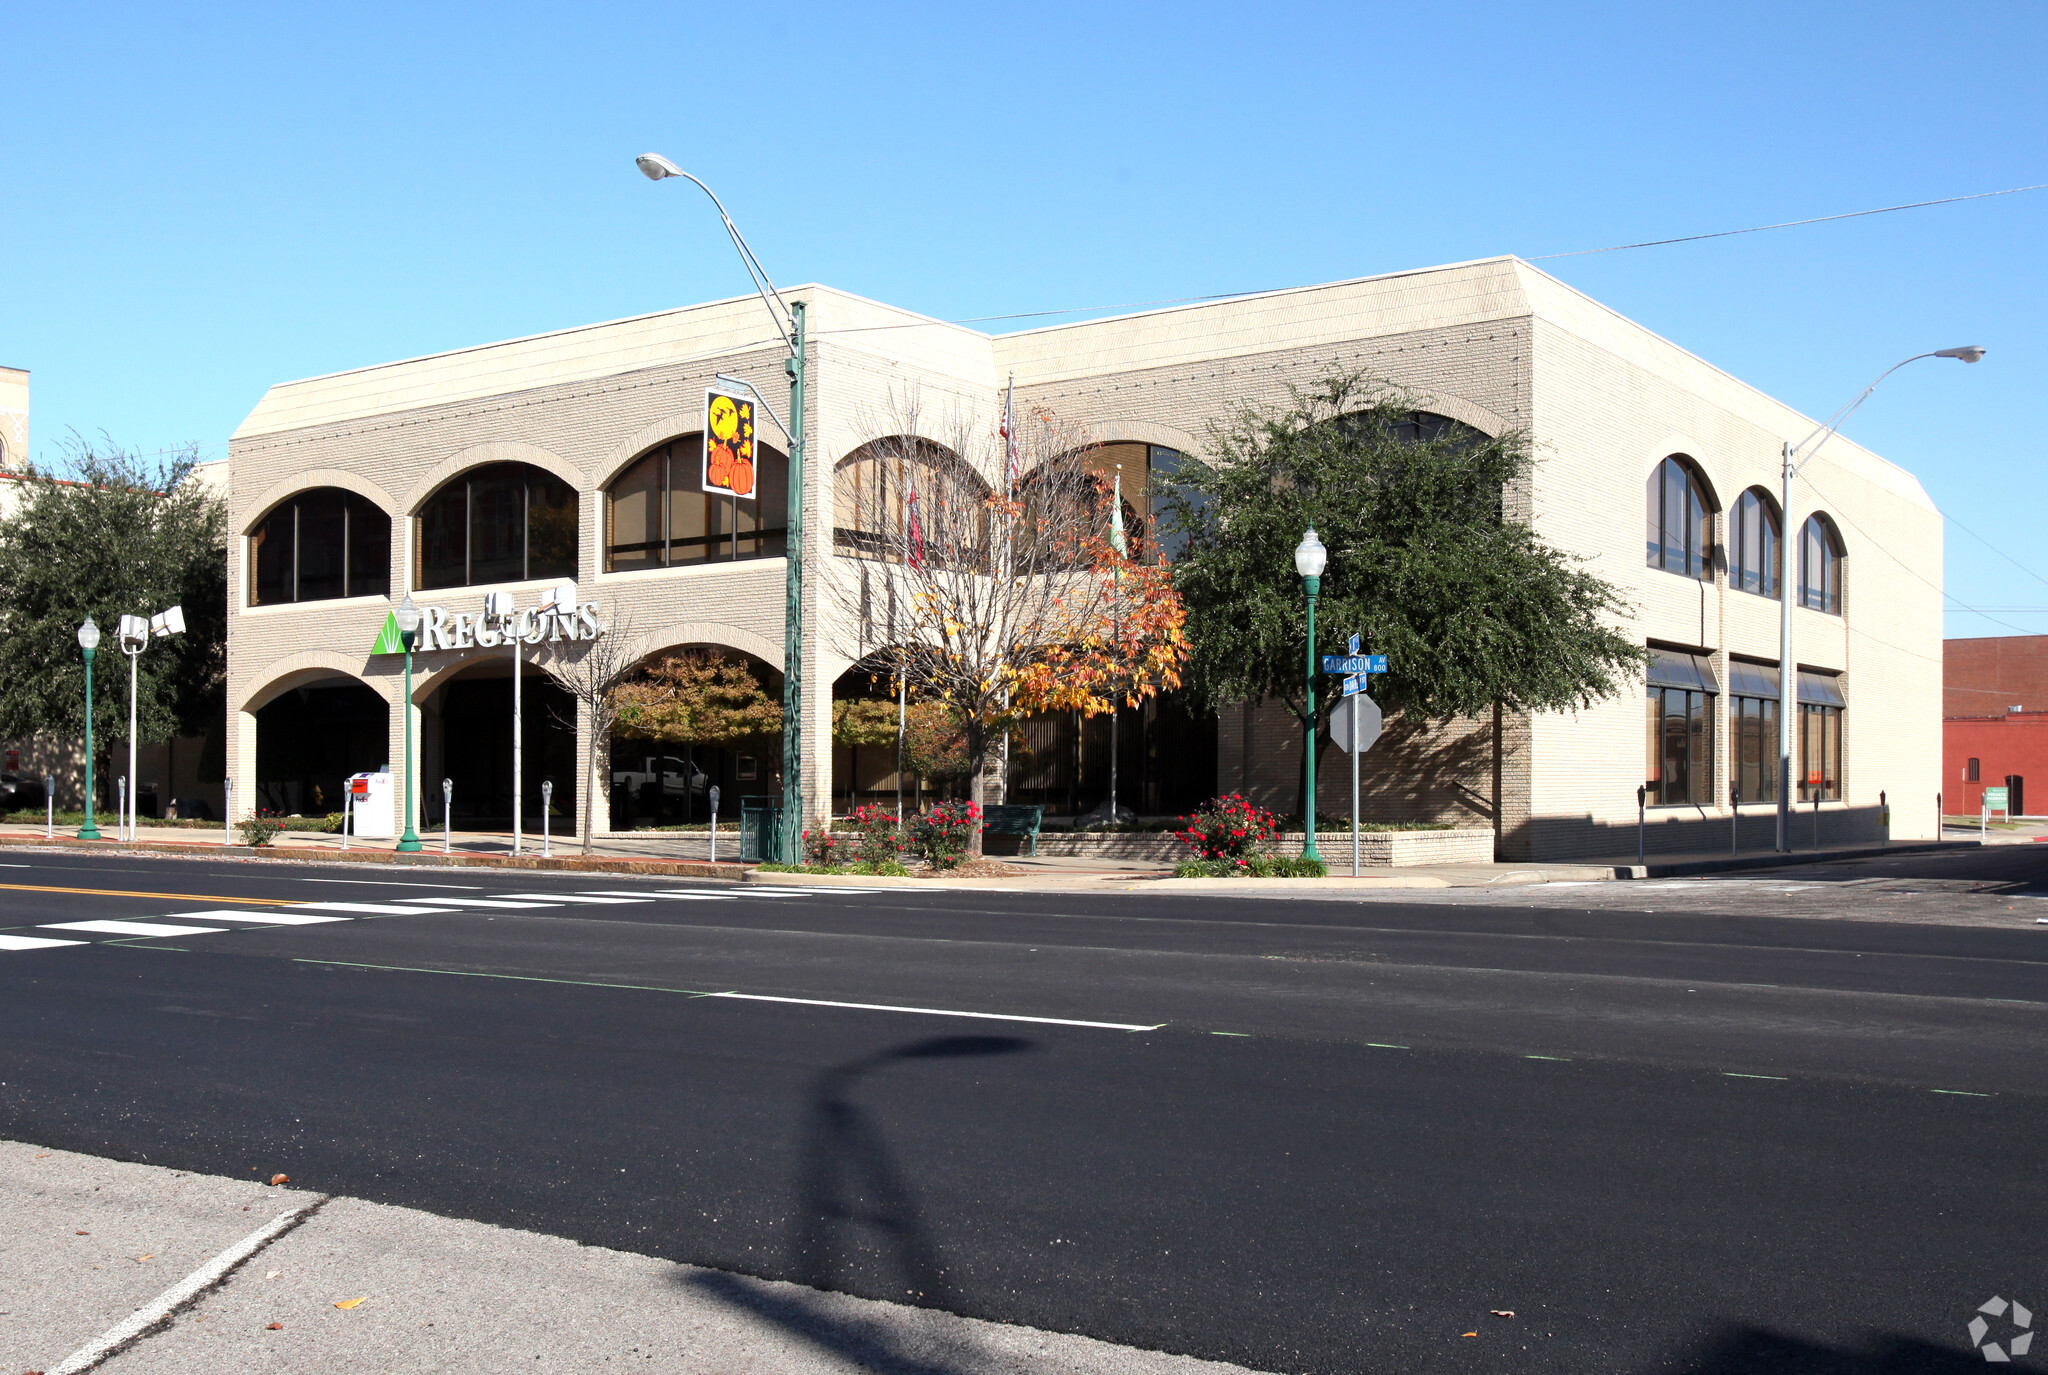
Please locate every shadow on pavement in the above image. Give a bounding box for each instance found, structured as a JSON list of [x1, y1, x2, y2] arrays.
[[686, 1034, 1034, 1375], [1657, 1324, 1983, 1373]]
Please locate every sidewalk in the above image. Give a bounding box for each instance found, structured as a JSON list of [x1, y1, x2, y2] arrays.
[[0, 820, 1976, 892], [1, 1140, 1269, 1375]]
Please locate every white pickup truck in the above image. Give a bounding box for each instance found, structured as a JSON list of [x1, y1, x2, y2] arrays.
[[611, 754, 709, 800]]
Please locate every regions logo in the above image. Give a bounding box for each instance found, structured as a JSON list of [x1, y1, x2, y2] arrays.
[[1968, 1296, 2033, 1363]]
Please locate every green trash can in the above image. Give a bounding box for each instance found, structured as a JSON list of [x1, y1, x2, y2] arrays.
[[740, 797, 784, 862]]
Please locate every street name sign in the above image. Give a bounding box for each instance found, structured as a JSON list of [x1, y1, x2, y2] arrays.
[[1321, 654, 1388, 675]]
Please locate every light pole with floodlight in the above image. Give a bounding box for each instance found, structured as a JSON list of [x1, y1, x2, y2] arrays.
[[117, 607, 185, 840], [1295, 529, 1328, 865], [1774, 346, 1985, 852], [638, 153, 807, 863], [76, 617, 102, 839], [395, 595, 424, 852]]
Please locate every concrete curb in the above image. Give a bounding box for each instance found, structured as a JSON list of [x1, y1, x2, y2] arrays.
[[1619, 839, 1971, 880], [0, 833, 754, 881]]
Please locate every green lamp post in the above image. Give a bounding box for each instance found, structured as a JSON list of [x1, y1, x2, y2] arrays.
[[394, 595, 424, 852], [1294, 529, 1327, 865], [638, 153, 806, 863], [76, 616, 103, 840]]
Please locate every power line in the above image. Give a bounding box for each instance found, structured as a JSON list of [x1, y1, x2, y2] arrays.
[[1529, 181, 2048, 260]]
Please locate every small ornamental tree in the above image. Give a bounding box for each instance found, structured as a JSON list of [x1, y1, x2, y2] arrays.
[[830, 398, 1188, 854], [615, 649, 781, 747]]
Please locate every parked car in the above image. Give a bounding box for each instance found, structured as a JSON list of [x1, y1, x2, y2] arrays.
[[0, 773, 48, 811]]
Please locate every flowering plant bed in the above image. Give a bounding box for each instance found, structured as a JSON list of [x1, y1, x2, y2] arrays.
[[1175, 795, 1279, 861]]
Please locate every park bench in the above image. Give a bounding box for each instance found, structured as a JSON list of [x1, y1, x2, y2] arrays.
[[982, 804, 1045, 856]]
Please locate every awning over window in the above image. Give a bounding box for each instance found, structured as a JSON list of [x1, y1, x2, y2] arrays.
[[1798, 669, 1846, 707], [1647, 647, 1718, 692], [1727, 658, 1780, 698]]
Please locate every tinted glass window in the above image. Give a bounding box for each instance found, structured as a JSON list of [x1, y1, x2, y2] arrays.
[[248, 488, 390, 606], [1646, 457, 1713, 581], [607, 436, 787, 572], [418, 463, 581, 590]]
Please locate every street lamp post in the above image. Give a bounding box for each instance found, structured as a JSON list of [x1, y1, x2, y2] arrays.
[[395, 595, 424, 852], [117, 607, 185, 841], [1773, 346, 1985, 852], [76, 617, 102, 839], [639, 154, 807, 863], [1295, 529, 1328, 865]]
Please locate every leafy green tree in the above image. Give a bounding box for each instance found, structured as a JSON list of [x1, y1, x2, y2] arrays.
[[1159, 371, 1641, 821], [0, 438, 226, 801]]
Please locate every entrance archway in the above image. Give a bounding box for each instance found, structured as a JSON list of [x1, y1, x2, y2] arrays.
[[607, 645, 782, 830], [419, 660, 577, 828], [254, 678, 388, 818]]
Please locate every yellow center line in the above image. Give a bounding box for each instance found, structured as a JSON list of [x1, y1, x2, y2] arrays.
[[0, 882, 300, 907]]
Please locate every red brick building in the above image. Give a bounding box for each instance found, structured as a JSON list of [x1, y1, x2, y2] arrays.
[[1944, 635, 2048, 816]]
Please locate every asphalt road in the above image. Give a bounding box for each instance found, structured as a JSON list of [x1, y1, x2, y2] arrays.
[[2, 848, 2045, 1374]]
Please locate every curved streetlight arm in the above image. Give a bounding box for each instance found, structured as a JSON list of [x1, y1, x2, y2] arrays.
[[1787, 347, 1984, 477], [713, 373, 792, 443], [638, 156, 798, 354]]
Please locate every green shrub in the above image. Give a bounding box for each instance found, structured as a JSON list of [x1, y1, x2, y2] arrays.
[[909, 799, 979, 870], [237, 813, 284, 847], [1173, 854, 1328, 878]]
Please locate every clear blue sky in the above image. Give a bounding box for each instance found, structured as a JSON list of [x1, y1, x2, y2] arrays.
[[6, 2, 2043, 636]]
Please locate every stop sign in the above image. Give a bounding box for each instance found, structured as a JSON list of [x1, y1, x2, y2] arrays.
[[1330, 694, 1382, 755]]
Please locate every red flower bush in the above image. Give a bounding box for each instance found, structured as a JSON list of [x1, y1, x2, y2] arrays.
[[910, 799, 981, 870], [842, 803, 903, 866], [1175, 794, 1278, 861]]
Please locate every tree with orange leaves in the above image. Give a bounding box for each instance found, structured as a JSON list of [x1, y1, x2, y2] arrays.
[[829, 397, 1187, 854]]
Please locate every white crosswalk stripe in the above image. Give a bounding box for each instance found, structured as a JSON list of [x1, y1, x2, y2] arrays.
[[497, 893, 650, 904], [42, 920, 230, 937], [577, 889, 734, 900], [392, 897, 561, 909], [284, 902, 458, 915], [164, 909, 352, 925], [0, 934, 88, 951]]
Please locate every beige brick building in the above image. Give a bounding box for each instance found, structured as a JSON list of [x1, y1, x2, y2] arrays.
[[224, 257, 1940, 858]]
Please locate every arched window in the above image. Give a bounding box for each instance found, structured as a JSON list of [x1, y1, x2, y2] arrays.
[[1798, 514, 1843, 614], [1729, 488, 1780, 598], [1645, 456, 1713, 580], [832, 437, 988, 565], [418, 463, 578, 590], [250, 488, 390, 605], [604, 435, 786, 572]]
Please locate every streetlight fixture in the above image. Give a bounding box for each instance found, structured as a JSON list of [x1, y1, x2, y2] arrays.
[[76, 616, 102, 839], [1294, 528, 1328, 865], [116, 607, 184, 841], [639, 154, 807, 863], [1774, 345, 1985, 851], [394, 594, 424, 852]]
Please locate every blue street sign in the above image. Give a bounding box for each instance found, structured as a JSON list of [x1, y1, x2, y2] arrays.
[[1321, 654, 1388, 675], [1342, 674, 1362, 697], [1348, 633, 1361, 656]]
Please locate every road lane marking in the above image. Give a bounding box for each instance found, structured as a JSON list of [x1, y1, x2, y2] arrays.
[[702, 991, 1163, 1031], [1365, 1042, 1410, 1050], [285, 902, 458, 915], [47, 1197, 328, 1375], [497, 893, 649, 904], [0, 882, 299, 906], [1723, 1072, 1789, 1080], [393, 897, 561, 909], [43, 920, 230, 937], [1931, 1088, 1993, 1097], [160, 909, 352, 926], [0, 934, 88, 950], [290, 959, 1159, 1031], [1525, 1055, 1571, 1061]]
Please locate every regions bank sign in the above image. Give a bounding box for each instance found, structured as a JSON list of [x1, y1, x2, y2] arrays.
[[370, 593, 605, 656]]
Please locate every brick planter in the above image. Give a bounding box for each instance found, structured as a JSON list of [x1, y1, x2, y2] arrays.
[[990, 827, 1495, 867]]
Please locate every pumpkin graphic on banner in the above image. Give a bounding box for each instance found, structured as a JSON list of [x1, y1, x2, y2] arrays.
[[703, 388, 757, 499]]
